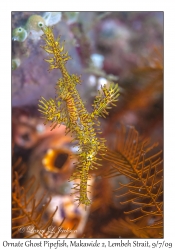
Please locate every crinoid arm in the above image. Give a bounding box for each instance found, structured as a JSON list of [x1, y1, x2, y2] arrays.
[[103, 125, 163, 237]]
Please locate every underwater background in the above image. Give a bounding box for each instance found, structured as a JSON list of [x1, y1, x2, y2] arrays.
[[12, 11, 163, 238]]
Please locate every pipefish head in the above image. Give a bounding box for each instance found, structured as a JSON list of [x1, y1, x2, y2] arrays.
[[25, 15, 46, 40], [26, 15, 46, 32]]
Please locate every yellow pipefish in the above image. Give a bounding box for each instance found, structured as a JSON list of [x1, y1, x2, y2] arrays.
[[38, 26, 119, 206]]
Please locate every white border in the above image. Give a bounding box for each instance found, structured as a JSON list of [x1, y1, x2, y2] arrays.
[[0, 0, 174, 249]]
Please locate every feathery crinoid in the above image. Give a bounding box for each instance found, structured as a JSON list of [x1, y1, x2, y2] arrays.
[[12, 172, 59, 238], [103, 125, 163, 237], [38, 26, 119, 206], [12, 170, 75, 238]]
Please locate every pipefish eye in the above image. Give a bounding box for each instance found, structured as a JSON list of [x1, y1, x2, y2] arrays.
[[38, 21, 44, 28]]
